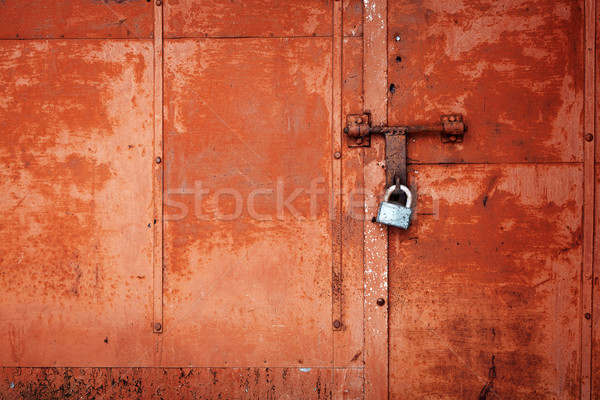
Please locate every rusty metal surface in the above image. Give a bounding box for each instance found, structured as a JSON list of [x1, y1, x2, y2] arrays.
[[164, 0, 332, 38], [0, 367, 362, 399], [161, 37, 335, 367], [388, 0, 584, 164], [0, 40, 156, 366], [390, 164, 583, 399], [0, 1, 153, 39]]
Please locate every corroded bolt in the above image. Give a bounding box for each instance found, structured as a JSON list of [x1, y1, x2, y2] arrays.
[[355, 117, 363, 124], [155, 156, 162, 164], [448, 115, 456, 122], [154, 322, 162, 331], [356, 138, 363, 145], [585, 313, 591, 320], [448, 135, 457, 142], [156, 0, 162, 5], [333, 320, 341, 329], [584, 133, 594, 142], [334, 151, 342, 159], [376, 298, 385, 306]]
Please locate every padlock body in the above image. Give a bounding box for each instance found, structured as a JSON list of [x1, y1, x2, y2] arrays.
[[376, 201, 412, 229]]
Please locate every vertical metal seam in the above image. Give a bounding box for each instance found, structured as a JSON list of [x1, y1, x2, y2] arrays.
[[582, 0, 596, 397], [152, 2, 164, 335], [332, 0, 344, 340]]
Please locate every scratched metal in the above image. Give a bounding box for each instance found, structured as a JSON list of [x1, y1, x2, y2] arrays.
[[388, 0, 584, 163], [161, 37, 335, 367], [0, 40, 156, 366], [0, 0, 153, 39], [389, 164, 583, 399]]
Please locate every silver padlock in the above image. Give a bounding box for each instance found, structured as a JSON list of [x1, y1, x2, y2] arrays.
[[376, 184, 413, 229]]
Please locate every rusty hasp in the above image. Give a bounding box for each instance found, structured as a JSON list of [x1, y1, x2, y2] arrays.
[[345, 113, 467, 187], [344, 113, 467, 144]]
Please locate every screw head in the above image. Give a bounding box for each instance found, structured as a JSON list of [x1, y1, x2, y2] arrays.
[[585, 133, 594, 142], [156, 0, 162, 5], [448, 115, 456, 122], [376, 298, 385, 306], [333, 320, 341, 329], [448, 135, 457, 142], [155, 156, 162, 164], [355, 138, 363, 145], [585, 312, 591, 320], [394, 34, 401, 42], [153, 322, 162, 331], [355, 117, 363, 124], [334, 151, 342, 159]]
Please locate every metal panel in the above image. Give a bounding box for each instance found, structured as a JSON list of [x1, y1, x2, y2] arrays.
[[0, 366, 362, 398], [0, 0, 153, 39], [164, 0, 332, 38], [0, 40, 156, 366], [161, 37, 335, 367], [389, 164, 583, 399], [388, 0, 584, 163]]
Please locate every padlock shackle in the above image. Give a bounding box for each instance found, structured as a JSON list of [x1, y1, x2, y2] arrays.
[[383, 184, 412, 208]]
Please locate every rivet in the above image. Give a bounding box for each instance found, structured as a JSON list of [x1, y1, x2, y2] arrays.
[[155, 0, 162, 5], [376, 298, 385, 306], [153, 322, 162, 330], [155, 156, 162, 164], [356, 138, 363, 145], [448, 115, 456, 122], [334, 151, 342, 159], [585, 312, 591, 320], [356, 117, 363, 124], [448, 135, 457, 142], [394, 34, 401, 42], [584, 133, 594, 142], [333, 320, 341, 328]]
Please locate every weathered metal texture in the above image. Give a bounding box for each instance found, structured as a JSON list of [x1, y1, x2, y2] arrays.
[[335, 35, 367, 368], [0, 367, 362, 399], [0, 40, 156, 366], [593, 165, 600, 398], [362, 0, 389, 397], [164, 0, 332, 38], [388, 0, 584, 164], [343, 0, 363, 37], [390, 164, 583, 399], [161, 37, 335, 367], [0, 0, 153, 39]]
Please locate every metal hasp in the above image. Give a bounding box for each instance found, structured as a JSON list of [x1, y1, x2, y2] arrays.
[[344, 113, 467, 186]]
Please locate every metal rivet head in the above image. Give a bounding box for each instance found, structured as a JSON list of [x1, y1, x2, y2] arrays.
[[584, 133, 594, 142], [448, 115, 456, 122], [153, 322, 162, 331], [355, 138, 363, 145], [333, 320, 341, 329], [155, 157, 162, 164], [394, 34, 401, 42], [334, 151, 342, 159], [585, 313, 591, 320], [155, 0, 162, 5], [355, 117, 363, 124], [376, 298, 385, 306]]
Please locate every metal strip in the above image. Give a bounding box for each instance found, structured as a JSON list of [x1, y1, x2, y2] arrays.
[[331, 0, 344, 332], [152, 1, 164, 334], [384, 135, 406, 187], [362, 0, 389, 398], [583, 0, 596, 396]]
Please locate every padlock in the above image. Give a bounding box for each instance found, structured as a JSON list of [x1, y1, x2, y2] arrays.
[[375, 184, 413, 229]]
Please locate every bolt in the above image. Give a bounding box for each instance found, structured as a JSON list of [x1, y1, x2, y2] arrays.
[[333, 320, 341, 329], [356, 117, 363, 124], [394, 34, 401, 42], [155, 156, 162, 164], [448, 115, 456, 122], [154, 322, 162, 331], [376, 298, 385, 306], [334, 151, 342, 159], [585, 313, 591, 320], [356, 138, 363, 145], [155, 0, 162, 5], [448, 135, 457, 142], [585, 133, 594, 142]]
